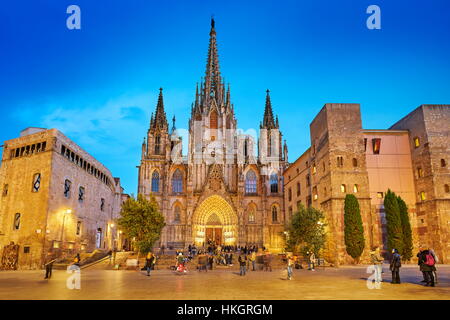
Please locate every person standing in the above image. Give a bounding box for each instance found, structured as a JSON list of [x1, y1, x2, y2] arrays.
[[287, 253, 295, 280], [250, 250, 256, 271], [389, 249, 401, 284], [429, 247, 438, 284], [418, 248, 436, 287], [308, 252, 316, 271], [73, 253, 81, 267], [238, 253, 247, 276], [145, 252, 154, 276], [370, 246, 384, 283], [44, 252, 56, 280]]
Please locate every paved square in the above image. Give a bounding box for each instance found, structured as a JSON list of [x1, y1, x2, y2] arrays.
[[0, 264, 449, 300]]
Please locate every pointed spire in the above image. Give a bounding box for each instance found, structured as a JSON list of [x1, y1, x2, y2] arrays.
[[171, 115, 176, 133], [151, 88, 168, 131], [203, 17, 223, 106], [262, 89, 276, 129]]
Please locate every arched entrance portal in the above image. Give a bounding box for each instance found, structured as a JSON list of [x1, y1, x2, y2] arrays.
[[192, 195, 238, 246]]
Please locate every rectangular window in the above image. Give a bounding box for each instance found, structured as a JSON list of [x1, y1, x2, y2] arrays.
[[297, 182, 301, 196], [78, 186, 85, 202], [2, 184, 8, 196], [414, 137, 420, 148], [23, 246, 30, 254], [76, 221, 82, 236], [32, 173, 41, 192], [64, 179, 72, 198], [13, 213, 21, 230], [306, 175, 310, 187], [100, 198, 105, 211], [288, 188, 292, 201], [420, 191, 426, 201], [372, 138, 381, 154], [377, 192, 384, 199]]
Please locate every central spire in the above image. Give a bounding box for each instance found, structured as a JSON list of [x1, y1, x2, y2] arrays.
[[261, 89, 277, 129], [203, 17, 223, 106]]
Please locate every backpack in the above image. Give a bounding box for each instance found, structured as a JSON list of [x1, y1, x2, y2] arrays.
[[425, 254, 435, 266]]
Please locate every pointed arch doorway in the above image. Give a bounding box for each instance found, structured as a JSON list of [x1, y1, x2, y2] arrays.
[[192, 195, 238, 246]]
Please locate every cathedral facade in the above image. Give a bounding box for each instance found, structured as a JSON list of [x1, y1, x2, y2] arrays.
[[137, 19, 288, 252]]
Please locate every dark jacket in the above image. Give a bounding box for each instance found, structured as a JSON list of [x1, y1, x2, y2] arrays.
[[418, 250, 436, 272], [390, 253, 401, 271], [238, 255, 247, 266]]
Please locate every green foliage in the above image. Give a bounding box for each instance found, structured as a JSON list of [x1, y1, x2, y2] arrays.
[[397, 195, 413, 260], [287, 204, 326, 257], [118, 194, 165, 254], [343, 194, 365, 261], [384, 189, 403, 254]]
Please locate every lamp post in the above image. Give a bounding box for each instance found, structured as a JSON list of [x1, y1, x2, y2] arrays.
[[60, 209, 72, 247]]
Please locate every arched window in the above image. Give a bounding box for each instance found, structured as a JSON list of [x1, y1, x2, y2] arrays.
[[272, 206, 278, 222], [353, 184, 359, 193], [172, 169, 183, 193], [340, 184, 346, 193], [151, 171, 160, 192], [270, 173, 278, 193], [352, 158, 358, 167], [245, 170, 257, 194], [173, 205, 181, 223], [445, 184, 450, 193], [248, 206, 255, 223], [210, 110, 218, 129]]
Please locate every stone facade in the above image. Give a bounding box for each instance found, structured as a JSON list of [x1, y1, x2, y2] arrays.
[[137, 19, 287, 252], [284, 104, 450, 264], [0, 128, 123, 269], [390, 105, 450, 263]]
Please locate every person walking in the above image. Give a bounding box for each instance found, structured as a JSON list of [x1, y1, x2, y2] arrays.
[[145, 252, 154, 276], [287, 253, 295, 280], [264, 251, 272, 272], [418, 248, 436, 287], [370, 246, 384, 283], [238, 253, 247, 276], [44, 252, 56, 280], [389, 249, 401, 284]]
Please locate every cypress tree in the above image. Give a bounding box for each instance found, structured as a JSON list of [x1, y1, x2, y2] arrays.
[[397, 195, 413, 261], [384, 189, 403, 254], [344, 194, 365, 262]]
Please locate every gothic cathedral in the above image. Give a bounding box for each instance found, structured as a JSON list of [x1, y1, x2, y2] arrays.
[[138, 19, 288, 252]]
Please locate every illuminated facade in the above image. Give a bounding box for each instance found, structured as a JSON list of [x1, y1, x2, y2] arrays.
[[0, 128, 123, 269], [284, 104, 450, 264], [138, 19, 288, 251]]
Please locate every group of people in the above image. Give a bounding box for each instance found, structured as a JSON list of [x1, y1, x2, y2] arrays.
[[370, 246, 438, 286]]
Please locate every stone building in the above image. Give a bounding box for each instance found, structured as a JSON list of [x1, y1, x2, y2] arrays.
[[138, 19, 288, 251], [0, 128, 123, 269], [284, 104, 449, 264]]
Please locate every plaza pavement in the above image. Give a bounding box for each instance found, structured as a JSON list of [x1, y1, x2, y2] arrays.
[[0, 264, 448, 300]]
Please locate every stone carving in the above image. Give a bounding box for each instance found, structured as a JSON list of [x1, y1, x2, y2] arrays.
[[0, 242, 19, 270]]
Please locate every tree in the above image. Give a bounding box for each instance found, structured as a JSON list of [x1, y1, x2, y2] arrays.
[[344, 194, 365, 262], [118, 194, 165, 258], [287, 204, 326, 257], [397, 195, 413, 261], [384, 189, 403, 254]]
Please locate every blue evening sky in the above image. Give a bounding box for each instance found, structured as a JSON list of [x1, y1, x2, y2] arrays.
[[1, 0, 449, 194]]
